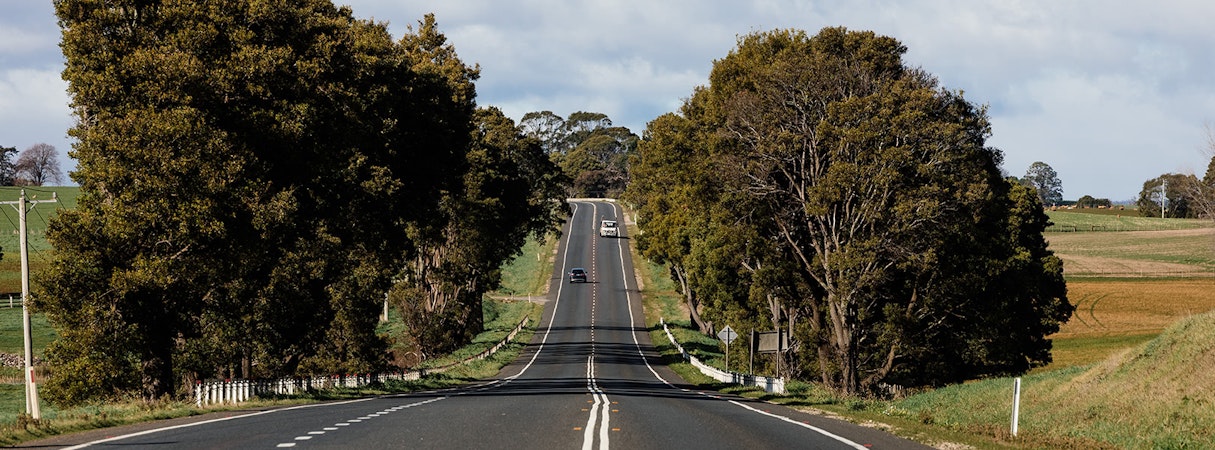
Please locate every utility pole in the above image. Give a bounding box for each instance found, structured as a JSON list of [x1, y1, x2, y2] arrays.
[[2, 189, 58, 419], [1161, 178, 1168, 219]]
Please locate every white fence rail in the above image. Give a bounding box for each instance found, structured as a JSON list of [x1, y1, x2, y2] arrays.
[[661, 318, 786, 395], [195, 316, 529, 407]]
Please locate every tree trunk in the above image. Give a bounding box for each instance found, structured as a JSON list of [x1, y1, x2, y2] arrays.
[[827, 294, 857, 394], [672, 264, 711, 334], [142, 334, 175, 401]]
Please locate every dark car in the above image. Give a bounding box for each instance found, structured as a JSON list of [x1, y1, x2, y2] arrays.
[[568, 268, 587, 283]]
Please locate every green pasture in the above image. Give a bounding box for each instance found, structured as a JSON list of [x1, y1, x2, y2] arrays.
[[0, 308, 54, 358], [1045, 209, 1212, 232], [1045, 227, 1215, 276], [0, 187, 79, 295]]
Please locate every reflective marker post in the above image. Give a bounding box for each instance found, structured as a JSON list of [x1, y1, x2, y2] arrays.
[[1011, 377, 1022, 437]]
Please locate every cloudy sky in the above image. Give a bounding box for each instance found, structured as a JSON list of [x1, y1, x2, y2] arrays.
[[3, 1, 1213, 201]]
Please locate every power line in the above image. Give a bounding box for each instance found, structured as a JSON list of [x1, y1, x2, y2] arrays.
[[0, 189, 58, 420]]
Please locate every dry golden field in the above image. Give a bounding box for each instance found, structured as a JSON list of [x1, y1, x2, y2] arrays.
[[1044, 223, 1215, 371], [1059, 279, 1215, 338], [1046, 279, 1215, 368]]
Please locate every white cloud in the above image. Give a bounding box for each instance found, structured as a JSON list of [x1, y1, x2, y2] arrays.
[[0, 25, 49, 55], [335, 0, 1215, 199], [990, 70, 1208, 200], [3, 0, 1213, 194], [0, 68, 74, 175]]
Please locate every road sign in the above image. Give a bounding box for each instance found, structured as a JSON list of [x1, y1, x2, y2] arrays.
[[755, 330, 788, 353], [717, 325, 737, 344]]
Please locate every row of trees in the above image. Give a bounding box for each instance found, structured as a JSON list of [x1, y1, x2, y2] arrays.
[[1136, 131, 1215, 219], [38, 1, 563, 405], [519, 111, 638, 198], [625, 27, 1073, 395], [1014, 153, 1215, 218], [0, 143, 65, 186], [1136, 166, 1215, 219]]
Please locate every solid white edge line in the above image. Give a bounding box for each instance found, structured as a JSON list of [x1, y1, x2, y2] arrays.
[[505, 202, 579, 382], [61, 396, 380, 450], [608, 202, 868, 450], [727, 400, 868, 450]]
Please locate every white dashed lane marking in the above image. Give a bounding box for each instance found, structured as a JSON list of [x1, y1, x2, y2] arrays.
[[275, 397, 446, 447]]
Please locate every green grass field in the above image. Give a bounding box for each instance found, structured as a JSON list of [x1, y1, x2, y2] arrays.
[[1045, 209, 1212, 232], [491, 234, 558, 298], [0, 307, 54, 358], [1044, 209, 1215, 278], [0, 187, 79, 295]]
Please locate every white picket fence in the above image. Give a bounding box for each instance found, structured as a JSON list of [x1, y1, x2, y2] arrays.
[[194, 372, 419, 406], [661, 318, 786, 395], [195, 316, 530, 407]]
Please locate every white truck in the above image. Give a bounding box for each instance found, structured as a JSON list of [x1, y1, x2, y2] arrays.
[[599, 219, 618, 238]]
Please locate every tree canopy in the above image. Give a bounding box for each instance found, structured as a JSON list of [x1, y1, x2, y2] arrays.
[[1137, 173, 1200, 219], [627, 27, 1071, 395], [1075, 195, 1113, 208], [1024, 161, 1064, 206], [0, 145, 16, 186], [39, 1, 563, 405], [520, 110, 637, 197]]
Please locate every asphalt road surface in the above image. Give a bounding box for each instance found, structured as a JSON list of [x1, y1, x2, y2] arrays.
[[27, 200, 931, 449]]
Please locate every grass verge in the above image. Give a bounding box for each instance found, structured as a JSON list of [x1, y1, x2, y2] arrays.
[[625, 204, 1215, 448], [0, 298, 544, 446], [492, 234, 559, 298]]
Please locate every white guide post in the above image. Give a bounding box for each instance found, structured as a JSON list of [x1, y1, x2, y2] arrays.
[[1011, 377, 1022, 437]]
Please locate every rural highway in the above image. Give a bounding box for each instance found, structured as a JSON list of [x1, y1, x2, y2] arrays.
[[29, 200, 929, 449]]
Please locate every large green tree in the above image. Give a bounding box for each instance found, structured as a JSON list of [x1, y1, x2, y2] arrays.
[[41, 0, 389, 403], [38, 1, 514, 405], [1137, 173, 1200, 218], [630, 27, 1071, 395], [1023, 161, 1064, 206], [395, 106, 565, 360], [624, 112, 716, 333]]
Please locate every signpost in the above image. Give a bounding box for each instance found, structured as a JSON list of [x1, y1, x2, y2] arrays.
[[717, 325, 737, 372], [755, 330, 788, 353]]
